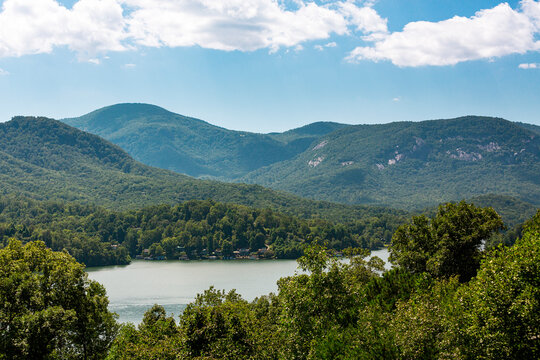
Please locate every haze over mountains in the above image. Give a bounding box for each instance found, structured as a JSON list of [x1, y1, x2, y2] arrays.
[[63, 103, 540, 209]]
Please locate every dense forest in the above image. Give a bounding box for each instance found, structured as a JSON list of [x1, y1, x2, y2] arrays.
[[0, 194, 533, 267], [0, 196, 406, 266], [0, 115, 408, 223], [243, 116, 540, 209], [62, 104, 540, 211], [63, 103, 347, 179], [2, 203, 538, 359]]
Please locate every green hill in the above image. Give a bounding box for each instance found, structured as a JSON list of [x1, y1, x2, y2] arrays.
[[242, 116, 540, 209], [516, 121, 540, 135], [62, 103, 346, 179], [63, 105, 539, 210], [0, 116, 403, 222]]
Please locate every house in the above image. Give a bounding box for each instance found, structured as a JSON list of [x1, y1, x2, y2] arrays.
[[239, 248, 250, 257]]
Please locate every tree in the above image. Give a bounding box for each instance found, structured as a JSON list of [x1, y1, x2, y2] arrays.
[[0, 240, 118, 359], [107, 305, 181, 360], [390, 277, 463, 359], [277, 244, 383, 359], [460, 210, 540, 359], [390, 201, 504, 281], [180, 287, 259, 359]]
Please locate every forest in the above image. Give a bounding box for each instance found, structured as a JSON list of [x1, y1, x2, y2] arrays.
[[1, 202, 538, 359], [0, 195, 406, 266]]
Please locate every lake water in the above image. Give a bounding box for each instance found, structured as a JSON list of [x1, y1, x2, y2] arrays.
[[86, 248, 390, 324]]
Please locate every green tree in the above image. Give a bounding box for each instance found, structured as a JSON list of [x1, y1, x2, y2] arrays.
[[390, 278, 463, 359], [161, 237, 178, 259], [107, 305, 181, 360], [460, 210, 540, 359], [0, 240, 118, 359], [180, 287, 259, 359], [390, 201, 504, 281], [277, 244, 383, 359]]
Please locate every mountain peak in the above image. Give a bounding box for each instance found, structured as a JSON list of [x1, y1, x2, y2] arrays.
[[63, 104, 347, 178], [1, 115, 137, 174], [88, 103, 173, 117]]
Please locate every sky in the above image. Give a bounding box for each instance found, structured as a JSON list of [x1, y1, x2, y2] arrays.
[[0, 0, 539, 133]]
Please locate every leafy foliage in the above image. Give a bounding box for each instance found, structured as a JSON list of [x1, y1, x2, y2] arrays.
[[459, 210, 540, 359], [106, 305, 180, 360], [390, 201, 504, 281], [0, 240, 118, 359], [109, 209, 540, 359], [0, 195, 406, 266]]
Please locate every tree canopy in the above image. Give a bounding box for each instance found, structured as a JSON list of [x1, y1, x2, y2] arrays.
[[390, 201, 504, 281], [0, 240, 118, 359]]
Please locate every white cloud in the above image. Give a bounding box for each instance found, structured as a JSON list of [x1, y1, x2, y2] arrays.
[[0, 68, 9, 75], [124, 63, 136, 68], [124, 0, 352, 52], [338, 1, 387, 34], [519, 62, 540, 68], [392, 96, 400, 102], [3, 0, 539, 68], [0, 0, 127, 60], [314, 41, 337, 51], [0, 0, 386, 59], [347, 1, 540, 67]]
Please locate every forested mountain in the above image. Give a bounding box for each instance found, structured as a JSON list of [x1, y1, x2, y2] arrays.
[[62, 105, 540, 210], [0, 116, 403, 222], [62, 103, 346, 179], [242, 116, 540, 209], [516, 121, 540, 135]]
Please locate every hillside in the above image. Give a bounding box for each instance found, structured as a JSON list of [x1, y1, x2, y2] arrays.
[[62, 103, 346, 179], [516, 121, 540, 135], [0, 116, 404, 222], [242, 116, 540, 209]]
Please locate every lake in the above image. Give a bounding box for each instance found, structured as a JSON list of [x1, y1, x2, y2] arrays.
[[86, 248, 390, 324]]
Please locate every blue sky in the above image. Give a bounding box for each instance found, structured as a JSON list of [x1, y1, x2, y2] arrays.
[[0, 0, 539, 132]]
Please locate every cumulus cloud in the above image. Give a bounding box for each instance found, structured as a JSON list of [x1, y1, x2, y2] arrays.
[[347, 0, 540, 67], [0, 68, 9, 75], [338, 1, 387, 35], [519, 62, 540, 68], [2, 0, 539, 68], [0, 0, 127, 60], [0, 0, 388, 60], [123, 0, 354, 52]]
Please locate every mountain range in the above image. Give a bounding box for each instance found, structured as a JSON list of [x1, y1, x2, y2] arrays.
[[0, 116, 402, 223], [63, 104, 346, 179], [63, 104, 540, 209]]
